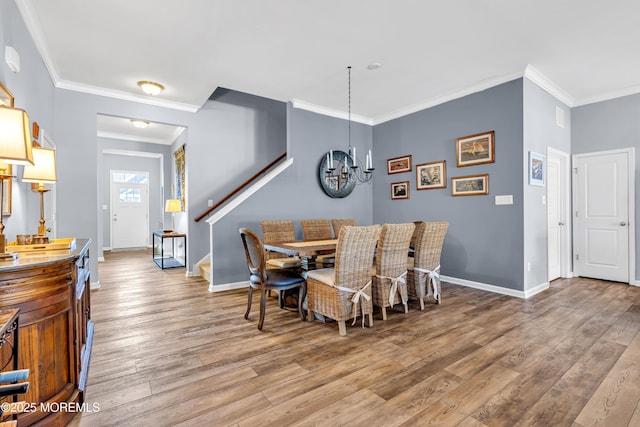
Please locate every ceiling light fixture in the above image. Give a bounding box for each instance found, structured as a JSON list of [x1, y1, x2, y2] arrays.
[[130, 119, 150, 129], [367, 62, 382, 70], [137, 81, 164, 96]]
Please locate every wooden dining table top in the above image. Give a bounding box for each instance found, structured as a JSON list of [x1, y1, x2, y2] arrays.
[[264, 239, 338, 257]]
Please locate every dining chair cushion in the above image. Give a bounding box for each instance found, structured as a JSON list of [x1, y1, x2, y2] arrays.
[[267, 257, 302, 268], [306, 268, 335, 287], [251, 268, 306, 288]]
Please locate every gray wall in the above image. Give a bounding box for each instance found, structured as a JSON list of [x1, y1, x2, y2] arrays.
[[572, 92, 640, 279], [522, 78, 572, 290], [98, 137, 171, 255], [373, 79, 525, 291], [184, 92, 287, 270], [0, 0, 56, 238], [211, 104, 374, 285]]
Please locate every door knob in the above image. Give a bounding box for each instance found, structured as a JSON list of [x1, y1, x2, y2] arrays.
[[558, 222, 565, 226], [620, 222, 627, 226], [46, 227, 51, 233]]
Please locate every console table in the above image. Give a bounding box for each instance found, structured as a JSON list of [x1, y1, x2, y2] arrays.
[[0, 239, 92, 426], [153, 231, 186, 269]]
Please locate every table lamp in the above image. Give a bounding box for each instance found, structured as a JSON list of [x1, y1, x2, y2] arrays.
[[164, 199, 182, 232], [0, 105, 34, 259], [22, 147, 56, 238]]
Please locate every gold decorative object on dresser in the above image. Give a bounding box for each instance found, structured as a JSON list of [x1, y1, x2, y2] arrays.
[[0, 239, 93, 426]]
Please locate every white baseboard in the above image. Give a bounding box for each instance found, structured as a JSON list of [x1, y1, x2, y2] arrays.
[[524, 281, 550, 298], [441, 275, 529, 299], [103, 247, 111, 252], [208, 281, 249, 293], [98, 256, 105, 262], [631, 280, 640, 287], [90, 281, 101, 290]]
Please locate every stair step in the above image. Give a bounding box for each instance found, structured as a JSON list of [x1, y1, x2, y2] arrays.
[[199, 263, 211, 282]]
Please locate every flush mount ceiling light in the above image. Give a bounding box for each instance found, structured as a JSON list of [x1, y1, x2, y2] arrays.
[[130, 119, 150, 129], [367, 62, 382, 70], [137, 80, 164, 96]]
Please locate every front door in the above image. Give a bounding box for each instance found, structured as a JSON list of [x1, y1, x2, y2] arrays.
[[111, 171, 149, 249], [574, 149, 634, 283]]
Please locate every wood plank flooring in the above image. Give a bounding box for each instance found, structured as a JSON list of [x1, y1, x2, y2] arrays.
[[68, 249, 640, 426]]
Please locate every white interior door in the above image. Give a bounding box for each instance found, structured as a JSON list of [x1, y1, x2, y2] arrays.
[[111, 171, 149, 249], [547, 149, 568, 281], [40, 131, 56, 238], [574, 149, 634, 283]]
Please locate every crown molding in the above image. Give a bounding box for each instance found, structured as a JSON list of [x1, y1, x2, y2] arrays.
[[372, 71, 524, 125], [57, 80, 200, 112], [97, 130, 176, 145], [573, 84, 640, 107], [523, 64, 574, 107], [291, 99, 373, 125], [16, 0, 61, 83]]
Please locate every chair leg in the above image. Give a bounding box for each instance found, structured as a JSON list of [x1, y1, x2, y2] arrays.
[[244, 286, 253, 319], [419, 298, 425, 311], [381, 307, 388, 321], [338, 320, 347, 336], [257, 289, 267, 330], [403, 302, 408, 313], [298, 285, 307, 321], [368, 313, 374, 327]]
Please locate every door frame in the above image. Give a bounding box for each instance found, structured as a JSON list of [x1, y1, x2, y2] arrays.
[[109, 169, 150, 249], [572, 147, 635, 285], [547, 147, 571, 280]]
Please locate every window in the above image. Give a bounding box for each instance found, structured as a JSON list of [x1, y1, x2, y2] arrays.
[[113, 172, 147, 184], [119, 187, 141, 203]]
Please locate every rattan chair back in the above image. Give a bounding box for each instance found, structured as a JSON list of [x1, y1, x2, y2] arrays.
[[261, 220, 296, 261], [302, 219, 333, 240], [334, 225, 381, 289], [408, 221, 448, 309], [331, 218, 356, 238], [372, 223, 415, 319]]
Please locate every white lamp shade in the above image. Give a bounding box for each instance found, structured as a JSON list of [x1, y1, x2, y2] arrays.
[[0, 106, 33, 165], [22, 147, 57, 183], [165, 199, 182, 212]]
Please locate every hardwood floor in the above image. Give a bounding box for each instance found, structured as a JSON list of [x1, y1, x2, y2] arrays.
[[69, 249, 640, 426]]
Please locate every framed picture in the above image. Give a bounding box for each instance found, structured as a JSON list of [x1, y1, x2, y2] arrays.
[[529, 151, 544, 186], [391, 181, 410, 200], [456, 131, 495, 167], [416, 160, 446, 190], [0, 161, 12, 215], [451, 174, 489, 196], [387, 155, 412, 174]]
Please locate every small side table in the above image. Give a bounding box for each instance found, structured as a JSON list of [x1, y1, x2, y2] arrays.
[[153, 231, 186, 269]]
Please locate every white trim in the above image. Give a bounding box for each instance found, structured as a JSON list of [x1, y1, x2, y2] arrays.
[[441, 275, 527, 299], [90, 281, 101, 290], [574, 85, 640, 108], [524, 281, 550, 298], [209, 281, 249, 293], [102, 149, 163, 159], [291, 99, 373, 125], [524, 65, 575, 107], [547, 147, 572, 280], [206, 157, 294, 225], [632, 280, 640, 287], [98, 256, 105, 262], [98, 130, 179, 146], [572, 147, 635, 284]]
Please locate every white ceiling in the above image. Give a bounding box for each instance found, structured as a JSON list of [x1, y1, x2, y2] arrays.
[[15, 0, 640, 140]]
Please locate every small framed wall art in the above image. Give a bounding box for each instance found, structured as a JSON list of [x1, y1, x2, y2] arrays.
[[451, 174, 489, 196], [529, 151, 544, 186], [416, 160, 446, 190], [391, 181, 410, 200], [456, 131, 495, 167], [387, 155, 412, 174]]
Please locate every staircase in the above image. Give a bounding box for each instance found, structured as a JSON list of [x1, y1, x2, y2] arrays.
[[194, 155, 295, 291]]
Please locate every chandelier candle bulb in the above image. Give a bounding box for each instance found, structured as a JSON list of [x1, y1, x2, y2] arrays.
[[352, 147, 356, 166], [330, 150, 334, 169]]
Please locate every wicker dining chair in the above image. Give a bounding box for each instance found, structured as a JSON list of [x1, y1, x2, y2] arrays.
[[301, 219, 335, 267], [372, 223, 415, 320], [331, 218, 356, 238], [261, 220, 301, 269], [306, 224, 381, 336], [407, 221, 448, 310], [239, 228, 306, 330]]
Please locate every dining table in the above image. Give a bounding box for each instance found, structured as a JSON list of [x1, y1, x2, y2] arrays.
[[263, 239, 337, 271]]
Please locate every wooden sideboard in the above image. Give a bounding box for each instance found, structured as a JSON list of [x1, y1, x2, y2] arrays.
[[0, 239, 93, 426]]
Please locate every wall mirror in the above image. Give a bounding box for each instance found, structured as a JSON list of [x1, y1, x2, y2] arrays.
[[318, 150, 356, 198], [0, 82, 14, 107]]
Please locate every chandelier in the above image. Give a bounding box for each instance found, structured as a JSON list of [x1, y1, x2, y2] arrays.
[[325, 66, 374, 185]]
